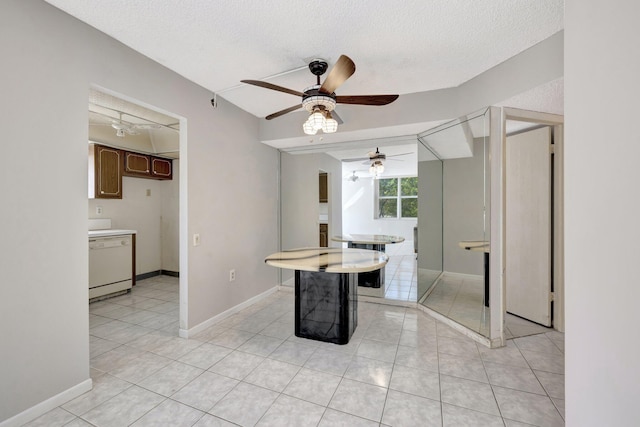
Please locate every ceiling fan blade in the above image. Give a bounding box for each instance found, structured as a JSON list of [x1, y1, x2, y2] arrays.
[[319, 55, 356, 95], [265, 104, 302, 120], [387, 152, 413, 158], [331, 110, 344, 125], [241, 80, 304, 97], [336, 94, 399, 106], [341, 156, 369, 163]]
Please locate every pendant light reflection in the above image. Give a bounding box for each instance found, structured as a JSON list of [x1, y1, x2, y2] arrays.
[[369, 160, 384, 178]]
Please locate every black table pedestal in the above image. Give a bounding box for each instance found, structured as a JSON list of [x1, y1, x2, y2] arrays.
[[295, 270, 358, 345], [348, 242, 386, 288]]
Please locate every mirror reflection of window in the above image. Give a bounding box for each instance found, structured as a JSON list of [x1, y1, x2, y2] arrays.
[[376, 177, 418, 219]]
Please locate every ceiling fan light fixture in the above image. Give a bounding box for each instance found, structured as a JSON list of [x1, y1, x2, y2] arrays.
[[302, 119, 317, 135], [309, 108, 326, 131], [370, 160, 384, 177], [322, 111, 338, 133], [116, 128, 125, 137]]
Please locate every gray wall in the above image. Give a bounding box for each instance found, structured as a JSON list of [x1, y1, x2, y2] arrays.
[[417, 154, 443, 297], [565, 1, 640, 424], [0, 0, 278, 422], [442, 138, 487, 275], [280, 152, 343, 283]]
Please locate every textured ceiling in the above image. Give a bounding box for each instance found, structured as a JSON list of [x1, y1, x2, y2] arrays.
[[44, 0, 563, 120], [45, 0, 563, 169]]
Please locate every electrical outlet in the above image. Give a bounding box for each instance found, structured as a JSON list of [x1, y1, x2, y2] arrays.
[[229, 269, 236, 282], [193, 233, 200, 246], [96, 206, 103, 215]]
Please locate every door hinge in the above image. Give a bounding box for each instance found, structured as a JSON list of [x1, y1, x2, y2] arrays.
[[549, 291, 555, 302], [550, 143, 555, 154]]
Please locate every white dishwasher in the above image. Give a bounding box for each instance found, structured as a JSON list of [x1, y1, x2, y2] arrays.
[[89, 233, 134, 299]]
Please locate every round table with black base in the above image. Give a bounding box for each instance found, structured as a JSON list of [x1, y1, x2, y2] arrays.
[[332, 234, 405, 290], [265, 248, 388, 345]]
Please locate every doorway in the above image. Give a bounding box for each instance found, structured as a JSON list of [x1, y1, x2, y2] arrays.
[[492, 108, 565, 344], [505, 126, 554, 327], [87, 86, 185, 338]]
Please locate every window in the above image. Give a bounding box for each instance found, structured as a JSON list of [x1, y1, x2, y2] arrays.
[[376, 177, 418, 218]]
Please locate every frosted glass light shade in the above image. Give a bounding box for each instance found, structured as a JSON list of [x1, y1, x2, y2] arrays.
[[303, 119, 317, 135], [323, 118, 338, 133]]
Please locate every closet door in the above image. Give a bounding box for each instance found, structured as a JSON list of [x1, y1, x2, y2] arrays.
[[505, 126, 552, 326]]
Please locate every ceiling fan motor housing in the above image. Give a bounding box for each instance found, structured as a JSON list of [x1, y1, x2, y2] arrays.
[[308, 60, 328, 77], [302, 85, 336, 113]]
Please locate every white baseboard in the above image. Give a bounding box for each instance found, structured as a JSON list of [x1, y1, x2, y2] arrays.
[[359, 295, 417, 309], [277, 285, 294, 293], [441, 271, 484, 281], [0, 379, 92, 427], [417, 304, 493, 348], [179, 285, 279, 338], [281, 277, 294, 287]]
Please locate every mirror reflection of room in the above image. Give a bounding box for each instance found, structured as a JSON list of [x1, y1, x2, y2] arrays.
[[418, 109, 491, 336]]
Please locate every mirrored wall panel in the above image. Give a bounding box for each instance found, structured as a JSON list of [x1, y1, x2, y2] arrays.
[[417, 142, 442, 301], [418, 108, 491, 336]]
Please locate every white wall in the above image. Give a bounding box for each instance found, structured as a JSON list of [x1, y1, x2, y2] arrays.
[[565, 1, 640, 425], [342, 176, 417, 242], [0, 1, 278, 423], [88, 175, 176, 276], [161, 161, 180, 272]]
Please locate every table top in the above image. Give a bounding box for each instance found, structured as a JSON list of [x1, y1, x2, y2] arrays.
[[89, 229, 137, 238], [265, 247, 389, 273], [331, 234, 405, 245], [458, 240, 490, 253]]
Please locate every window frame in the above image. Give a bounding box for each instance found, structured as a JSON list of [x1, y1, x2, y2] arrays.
[[375, 176, 418, 219]]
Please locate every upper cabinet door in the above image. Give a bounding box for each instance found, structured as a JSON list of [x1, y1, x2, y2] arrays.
[[319, 172, 328, 203], [123, 152, 151, 178], [151, 157, 172, 180], [89, 144, 123, 199]]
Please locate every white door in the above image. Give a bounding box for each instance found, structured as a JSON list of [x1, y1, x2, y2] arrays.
[[505, 126, 552, 326]]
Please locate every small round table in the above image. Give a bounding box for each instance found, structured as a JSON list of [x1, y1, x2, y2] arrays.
[[265, 247, 388, 344], [332, 234, 405, 289]]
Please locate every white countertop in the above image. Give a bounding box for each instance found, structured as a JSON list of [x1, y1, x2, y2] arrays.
[[332, 234, 405, 245], [265, 247, 388, 273], [89, 229, 137, 238]]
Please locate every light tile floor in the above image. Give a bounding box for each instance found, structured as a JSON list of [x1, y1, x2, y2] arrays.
[[378, 241, 417, 302], [25, 275, 565, 427]]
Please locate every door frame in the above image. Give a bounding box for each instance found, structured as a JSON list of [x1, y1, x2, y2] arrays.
[[489, 107, 564, 346]]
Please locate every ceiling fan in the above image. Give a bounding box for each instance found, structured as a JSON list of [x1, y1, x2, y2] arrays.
[[241, 55, 399, 135], [90, 110, 165, 137], [347, 171, 361, 182], [342, 147, 412, 176], [342, 147, 412, 165], [110, 113, 162, 137]]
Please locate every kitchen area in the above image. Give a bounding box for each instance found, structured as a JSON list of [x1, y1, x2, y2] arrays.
[[87, 89, 180, 303]]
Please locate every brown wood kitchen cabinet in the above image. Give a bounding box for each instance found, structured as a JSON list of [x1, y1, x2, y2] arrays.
[[123, 151, 152, 177], [89, 144, 123, 199], [90, 144, 173, 199], [124, 153, 173, 180], [151, 156, 172, 180], [319, 223, 328, 247], [319, 172, 328, 203]]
